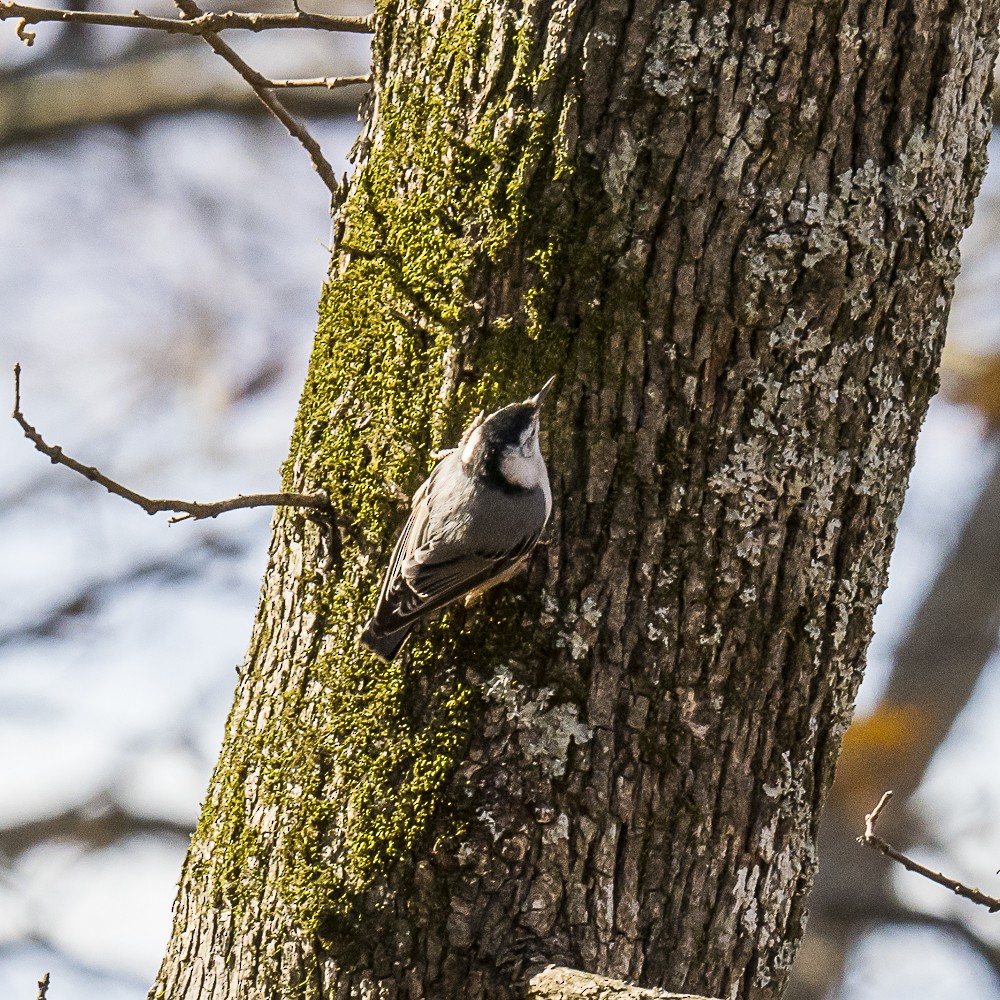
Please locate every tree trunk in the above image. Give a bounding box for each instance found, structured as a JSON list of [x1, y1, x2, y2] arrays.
[[152, 1, 998, 999]]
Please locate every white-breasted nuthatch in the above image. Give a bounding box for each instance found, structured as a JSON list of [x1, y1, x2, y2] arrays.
[[359, 377, 555, 662]]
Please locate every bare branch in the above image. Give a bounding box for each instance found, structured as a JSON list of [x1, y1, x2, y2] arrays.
[[36, 973, 50, 1000], [268, 74, 371, 89], [0, 3, 374, 38], [858, 791, 1000, 913], [12, 364, 329, 524], [171, 0, 341, 197]]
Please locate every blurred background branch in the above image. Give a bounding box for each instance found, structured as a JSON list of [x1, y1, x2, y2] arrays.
[[0, 45, 369, 144], [0, 0, 371, 177]]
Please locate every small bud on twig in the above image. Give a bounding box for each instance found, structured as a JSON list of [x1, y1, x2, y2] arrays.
[[15, 15, 34, 43]]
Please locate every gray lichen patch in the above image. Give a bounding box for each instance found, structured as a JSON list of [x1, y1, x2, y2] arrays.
[[544, 592, 606, 661], [603, 124, 640, 214], [737, 120, 972, 344], [483, 666, 592, 777], [644, 3, 731, 101]]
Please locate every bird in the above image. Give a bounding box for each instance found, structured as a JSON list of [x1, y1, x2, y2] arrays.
[[359, 377, 556, 662]]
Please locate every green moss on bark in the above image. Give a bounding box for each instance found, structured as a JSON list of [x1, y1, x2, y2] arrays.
[[190, 3, 591, 945]]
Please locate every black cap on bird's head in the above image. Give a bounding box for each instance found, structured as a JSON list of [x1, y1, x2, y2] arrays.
[[458, 377, 556, 486], [477, 376, 556, 448]]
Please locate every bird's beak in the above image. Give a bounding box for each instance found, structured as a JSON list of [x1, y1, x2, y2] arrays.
[[528, 375, 556, 407]]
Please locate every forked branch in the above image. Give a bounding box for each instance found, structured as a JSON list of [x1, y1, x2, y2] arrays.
[[172, 0, 341, 197], [12, 364, 329, 524], [1, 1, 371, 197], [858, 791, 1000, 913]]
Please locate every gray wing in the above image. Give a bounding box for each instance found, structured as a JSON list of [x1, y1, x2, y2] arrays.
[[372, 458, 547, 630], [370, 461, 439, 615], [403, 530, 540, 601], [385, 532, 541, 627]]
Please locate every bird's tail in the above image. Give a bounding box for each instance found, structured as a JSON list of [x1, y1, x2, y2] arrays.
[[358, 620, 413, 662]]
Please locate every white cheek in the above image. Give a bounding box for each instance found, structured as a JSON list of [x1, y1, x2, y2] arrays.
[[500, 453, 531, 487], [501, 437, 548, 490]]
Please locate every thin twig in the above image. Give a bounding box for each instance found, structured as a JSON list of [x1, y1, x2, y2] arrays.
[[36, 973, 49, 1000], [268, 74, 371, 89], [0, 3, 374, 37], [12, 364, 329, 524], [858, 791, 1000, 913], [172, 0, 340, 197]]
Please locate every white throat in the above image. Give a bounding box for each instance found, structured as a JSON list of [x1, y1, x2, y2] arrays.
[[500, 436, 551, 511]]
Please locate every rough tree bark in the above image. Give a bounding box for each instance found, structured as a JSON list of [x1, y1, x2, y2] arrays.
[[152, 0, 998, 998]]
